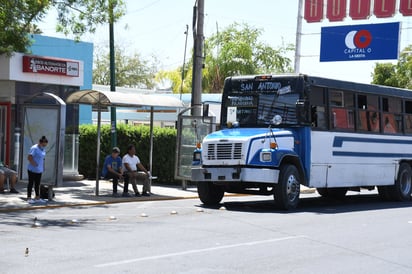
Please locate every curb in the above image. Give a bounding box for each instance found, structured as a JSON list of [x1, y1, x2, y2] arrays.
[[0, 195, 199, 213], [0, 188, 317, 213]]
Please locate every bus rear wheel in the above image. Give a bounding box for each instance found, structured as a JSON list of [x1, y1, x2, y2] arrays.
[[274, 164, 300, 210], [197, 181, 224, 206], [387, 163, 412, 201]]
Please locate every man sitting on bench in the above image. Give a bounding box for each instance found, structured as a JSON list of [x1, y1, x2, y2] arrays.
[[0, 161, 19, 194]]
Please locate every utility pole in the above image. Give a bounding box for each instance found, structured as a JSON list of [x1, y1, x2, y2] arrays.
[[109, 3, 117, 148], [294, 0, 303, 73], [191, 0, 204, 116]]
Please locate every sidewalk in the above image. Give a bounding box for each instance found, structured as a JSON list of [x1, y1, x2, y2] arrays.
[[0, 179, 199, 212], [0, 179, 316, 212]]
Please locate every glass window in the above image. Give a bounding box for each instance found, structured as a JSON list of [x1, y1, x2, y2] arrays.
[[405, 114, 412, 134], [330, 90, 354, 131], [310, 86, 327, 129], [382, 97, 401, 134], [330, 90, 343, 107], [357, 94, 379, 132], [257, 92, 300, 125], [405, 101, 412, 114]]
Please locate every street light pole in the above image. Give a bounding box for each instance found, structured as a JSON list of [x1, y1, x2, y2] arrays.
[[109, 3, 117, 148]]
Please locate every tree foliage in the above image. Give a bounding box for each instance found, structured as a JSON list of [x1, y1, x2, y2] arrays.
[[0, 0, 50, 54], [55, 0, 126, 40], [155, 67, 192, 94], [372, 45, 412, 89], [204, 22, 294, 93], [93, 45, 158, 89], [0, 0, 126, 55], [159, 22, 295, 94]]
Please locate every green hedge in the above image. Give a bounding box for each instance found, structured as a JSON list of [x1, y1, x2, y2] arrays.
[[78, 124, 178, 184]]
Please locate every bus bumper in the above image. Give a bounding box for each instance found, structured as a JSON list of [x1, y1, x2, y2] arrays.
[[192, 166, 279, 184]]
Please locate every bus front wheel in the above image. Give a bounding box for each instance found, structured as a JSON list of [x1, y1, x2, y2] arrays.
[[387, 163, 412, 201], [197, 181, 224, 206], [274, 164, 301, 210]]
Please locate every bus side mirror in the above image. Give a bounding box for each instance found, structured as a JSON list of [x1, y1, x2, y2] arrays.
[[203, 103, 210, 118], [296, 99, 310, 125]]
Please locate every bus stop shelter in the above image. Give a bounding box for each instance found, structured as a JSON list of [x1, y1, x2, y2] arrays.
[[66, 89, 184, 195]]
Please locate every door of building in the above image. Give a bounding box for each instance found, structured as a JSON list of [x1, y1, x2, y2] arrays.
[[0, 102, 11, 165]]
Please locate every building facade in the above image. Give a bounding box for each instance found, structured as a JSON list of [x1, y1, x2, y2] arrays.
[[0, 34, 93, 183]]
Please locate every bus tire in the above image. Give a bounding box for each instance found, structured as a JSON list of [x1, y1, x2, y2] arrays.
[[387, 163, 412, 201], [274, 164, 300, 210], [197, 181, 224, 205]]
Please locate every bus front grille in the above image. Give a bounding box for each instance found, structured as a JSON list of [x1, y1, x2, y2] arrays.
[[207, 143, 242, 160]]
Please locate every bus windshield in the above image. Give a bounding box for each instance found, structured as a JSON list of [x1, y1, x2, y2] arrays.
[[222, 76, 303, 127]]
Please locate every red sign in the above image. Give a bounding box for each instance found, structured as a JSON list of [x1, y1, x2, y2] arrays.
[[327, 0, 347, 21], [22, 55, 79, 77], [305, 0, 412, 22], [304, 0, 323, 22], [400, 0, 412, 15], [374, 0, 396, 17], [349, 0, 371, 19]]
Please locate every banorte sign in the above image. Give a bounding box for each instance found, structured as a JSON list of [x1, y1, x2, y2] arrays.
[[22, 55, 79, 77], [305, 0, 412, 23]]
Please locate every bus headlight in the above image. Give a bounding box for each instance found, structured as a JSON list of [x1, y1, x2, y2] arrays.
[[261, 151, 272, 162]]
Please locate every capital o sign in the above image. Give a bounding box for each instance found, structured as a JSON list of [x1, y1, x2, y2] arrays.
[[320, 22, 399, 62], [345, 29, 372, 49]]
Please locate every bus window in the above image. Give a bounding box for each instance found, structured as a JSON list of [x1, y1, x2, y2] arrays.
[[382, 97, 401, 134], [404, 101, 412, 134], [310, 86, 327, 129], [225, 95, 258, 125], [405, 115, 412, 134], [357, 94, 379, 132], [330, 89, 354, 130], [257, 92, 300, 125]]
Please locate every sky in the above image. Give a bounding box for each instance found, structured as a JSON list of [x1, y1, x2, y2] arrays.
[[38, 0, 412, 84]]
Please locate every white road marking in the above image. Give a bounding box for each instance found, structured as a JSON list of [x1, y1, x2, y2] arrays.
[[94, 235, 305, 267]]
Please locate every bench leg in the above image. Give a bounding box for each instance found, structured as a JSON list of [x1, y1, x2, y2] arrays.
[[48, 186, 54, 201]]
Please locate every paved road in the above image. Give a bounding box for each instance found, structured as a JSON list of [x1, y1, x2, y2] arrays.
[[1, 191, 412, 274]]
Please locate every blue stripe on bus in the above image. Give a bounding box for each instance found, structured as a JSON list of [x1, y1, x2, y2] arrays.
[[246, 134, 293, 163], [333, 136, 412, 147], [333, 151, 412, 158]]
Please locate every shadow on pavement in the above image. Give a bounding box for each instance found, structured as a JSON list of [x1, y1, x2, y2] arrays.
[[206, 193, 412, 214]]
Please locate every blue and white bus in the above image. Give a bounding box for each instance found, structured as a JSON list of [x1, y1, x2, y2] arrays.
[[191, 74, 412, 209]]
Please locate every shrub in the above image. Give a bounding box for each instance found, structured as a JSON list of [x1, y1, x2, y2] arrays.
[[78, 124, 178, 184]]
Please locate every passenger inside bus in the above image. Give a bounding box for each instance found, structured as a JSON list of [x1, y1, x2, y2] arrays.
[[383, 115, 397, 133]]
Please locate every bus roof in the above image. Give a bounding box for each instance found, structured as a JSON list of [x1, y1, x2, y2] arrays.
[[225, 73, 412, 100]]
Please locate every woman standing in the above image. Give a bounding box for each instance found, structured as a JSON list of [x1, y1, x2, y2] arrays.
[[27, 136, 48, 200]]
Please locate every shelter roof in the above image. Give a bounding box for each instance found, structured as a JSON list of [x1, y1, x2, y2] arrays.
[[66, 89, 184, 108]]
